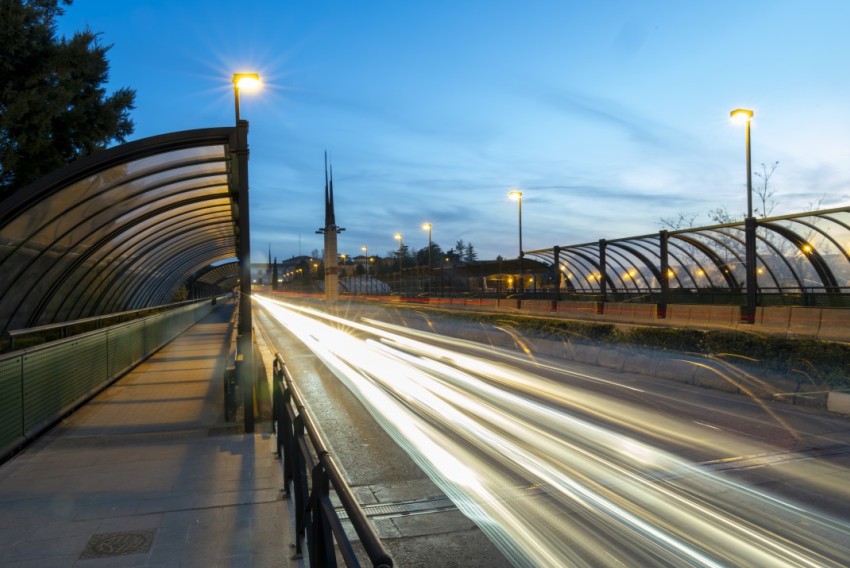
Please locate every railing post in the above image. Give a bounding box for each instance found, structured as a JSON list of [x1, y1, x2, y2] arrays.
[[597, 239, 608, 315], [742, 216, 758, 324], [553, 245, 561, 308], [292, 414, 308, 556], [659, 230, 669, 319], [309, 459, 336, 568], [271, 352, 394, 567], [272, 358, 283, 459], [282, 387, 294, 490]]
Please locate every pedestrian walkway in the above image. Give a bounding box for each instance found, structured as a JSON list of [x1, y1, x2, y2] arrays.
[[0, 302, 298, 567]]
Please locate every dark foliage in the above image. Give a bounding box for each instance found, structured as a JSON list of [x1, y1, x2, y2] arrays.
[[0, 0, 135, 194]]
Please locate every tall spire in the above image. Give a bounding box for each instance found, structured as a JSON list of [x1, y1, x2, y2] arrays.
[[316, 151, 344, 303], [328, 162, 336, 226], [318, 150, 343, 235], [324, 151, 332, 227]]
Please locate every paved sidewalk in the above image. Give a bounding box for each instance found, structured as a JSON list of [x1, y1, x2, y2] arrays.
[[0, 303, 298, 567]]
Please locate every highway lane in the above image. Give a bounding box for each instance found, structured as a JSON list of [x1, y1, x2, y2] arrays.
[[255, 298, 514, 568], [255, 295, 850, 567]]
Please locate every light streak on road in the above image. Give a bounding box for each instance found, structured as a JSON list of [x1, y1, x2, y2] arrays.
[[256, 295, 850, 567]]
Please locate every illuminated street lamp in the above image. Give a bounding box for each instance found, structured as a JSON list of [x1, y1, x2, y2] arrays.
[[730, 108, 754, 217], [361, 245, 369, 275], [231, 72, 261, 433], [422, 222, 432, 294], [394, 233, 403, 293], [730, 107, 757, 323], [232, 72, 261, 123], [508, 190, 524, 303]]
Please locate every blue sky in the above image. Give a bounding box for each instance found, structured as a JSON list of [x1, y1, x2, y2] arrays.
[[57, 1, 850, 262]]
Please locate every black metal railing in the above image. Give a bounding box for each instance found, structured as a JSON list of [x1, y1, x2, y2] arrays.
[[272, 353, 393, 568]]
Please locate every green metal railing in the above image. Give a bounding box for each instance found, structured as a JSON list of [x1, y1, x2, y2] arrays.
[[0, 299, 223, 463]]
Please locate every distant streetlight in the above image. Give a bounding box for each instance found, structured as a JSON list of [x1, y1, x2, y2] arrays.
[[730, 107, 757, 323], [730, 108, 754, 218], [232, 72, 261, 123], [508, 191, 524, 301], [394, 233, 403, 293], [422, 222, 432, 294]]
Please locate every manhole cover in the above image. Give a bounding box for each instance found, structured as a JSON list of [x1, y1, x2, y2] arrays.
[[79, 530, 156, 559]]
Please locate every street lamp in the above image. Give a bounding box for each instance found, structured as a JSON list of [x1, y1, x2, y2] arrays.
[[730, 108, 754, 218], [231, 72, 261, 433], [730, 108, 757, 323], [422, 222, 432, 294], [232, 72, 261, 123], [508, 190, 524, 303], [361, 245, 369, 275], [394, 233, 403, 294]]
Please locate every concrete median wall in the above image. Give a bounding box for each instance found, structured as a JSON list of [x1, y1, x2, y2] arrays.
[[663, 304, 740, 330], [419, 298, 849, 343], [603, 302, 657, 322], [818, 308, 850, 342]]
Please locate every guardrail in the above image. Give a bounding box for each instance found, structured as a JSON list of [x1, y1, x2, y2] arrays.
[[4, 298, 215, 351], [272, 353, 393, 568], [0, 298, 224, 463]]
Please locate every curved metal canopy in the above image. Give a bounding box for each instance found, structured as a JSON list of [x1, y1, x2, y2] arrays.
[[0, 127, 244, 334], [193, 260, 241, 291], [527, 207, 850, 297]]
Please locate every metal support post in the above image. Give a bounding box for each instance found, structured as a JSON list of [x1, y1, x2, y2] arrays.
[[598, 239, 607, 314], [553, 245, 561, 307], [659, 230, 669, 319], [743, 216, 758, 324], [235, 119, 254, 432]]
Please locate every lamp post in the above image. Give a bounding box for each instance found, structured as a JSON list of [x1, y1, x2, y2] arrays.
[[508, 190, 524, 306], [232, 72, 261, 123], [359, 246, 368, 295], [730, 108, 757, 324], [231, 72, 260, 433], [361, 246, 369, 275], [422, 222, 432, 295], [394, 233, 403, 295]]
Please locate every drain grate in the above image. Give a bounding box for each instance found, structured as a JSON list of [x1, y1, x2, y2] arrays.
[[337, 496, 457, 520], [79, 530, 156, 559]]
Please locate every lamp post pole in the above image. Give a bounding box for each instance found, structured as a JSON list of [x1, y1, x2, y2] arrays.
[[509, 191, 524, 308], [422, 223, 432, 295], [232, 72, 260, 433], [394, 233, 403, 295], [731, 108, 757, 324], [232, 72, 260, 123], [361, 245, 368, 295]]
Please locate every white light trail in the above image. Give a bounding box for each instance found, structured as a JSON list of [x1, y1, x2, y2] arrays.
[[256, 295, 850, 567]]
